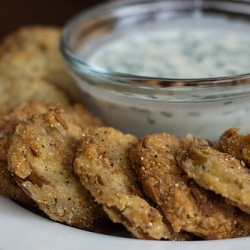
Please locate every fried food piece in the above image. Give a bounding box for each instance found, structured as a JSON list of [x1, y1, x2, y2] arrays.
[[0, 101, 57, 161], [130, 133, 250, 239], [219, 128, 250, 166], [0, 25, 81, 102], [0, 101, 103, 160], [74, 127, 181, 240], [0, 101, 104, 206], [0, 25, 82, 113], [7, 106, 108, 231], [0, 76, 70, 114], [178, 134, 250, 215], [0, 101, 60, 205], [0, 160, 35, 206]]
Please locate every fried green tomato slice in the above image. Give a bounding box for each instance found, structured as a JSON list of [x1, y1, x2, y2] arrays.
[[74, 127, 184, 240], [0, 75, 70, 115], [130, 133, 250, 239], [0, 101, 59, 161], [177, 134, 250, 215], [0, 101, 60, 206], [0, 101, 104, 207], [0, 160, 35, 206], [7, 106, 110, 231], [220, 128, 250, 166], [0, 25, 81, 105]]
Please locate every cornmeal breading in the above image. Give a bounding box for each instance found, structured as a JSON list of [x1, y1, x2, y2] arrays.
[[177, 134, 250, 215], [0, 101, 58, 161], [220, 128, 250, 166], [7, 106, 109, 231], [0, 159, 35, 206], [0, 76, 69, 114], [0, 25, 82, 114], [74, 127, 189, 240], [130, 133, 250, 239], [0, 101, 104, 206], [0, 101, 59, 205]]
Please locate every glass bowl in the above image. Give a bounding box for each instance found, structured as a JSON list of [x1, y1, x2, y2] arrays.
[[61, 0, 250, 141]]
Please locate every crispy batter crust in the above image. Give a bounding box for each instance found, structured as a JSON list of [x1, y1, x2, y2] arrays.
[[7, 106, 108, 231], [0, 25, 84, 114], [0, 75, 70, 114], [220, 128, 250, 166], [0, 26, 81, 102], [74, 127, 177, 240], [0, 101, 59, 205], [0, 101, 104, 206], [0, 101, 58, 161], [130, 133, 250, 239], [0, 160, 35, 206], [177, 134, 250, 215]]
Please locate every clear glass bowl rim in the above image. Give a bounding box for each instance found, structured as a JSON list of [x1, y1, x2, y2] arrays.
[[61, 0, 250, 90]]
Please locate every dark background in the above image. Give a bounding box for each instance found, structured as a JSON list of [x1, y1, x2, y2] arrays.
[[0, 0, 107, 41]]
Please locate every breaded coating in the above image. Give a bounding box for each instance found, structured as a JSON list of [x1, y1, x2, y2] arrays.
[[130, 133, 250, 239], [0, 160, 35, 206], [0, 25, 83, 113], [177, 134, 250, 215], [0, 101, 59, 205], [0, 101, 103, 161], [0, 101, 58, 161], [0, 76, 69, 114], [0, 101, 104, 206], [220, 128, 250, 166], [74, 127, 177, 240], [7, 106, 109, 231], [0, 25, 81, 102]]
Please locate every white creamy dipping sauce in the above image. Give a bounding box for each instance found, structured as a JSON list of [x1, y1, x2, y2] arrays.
[[89, 16, 250, 79], [73, 15, 250, 140]]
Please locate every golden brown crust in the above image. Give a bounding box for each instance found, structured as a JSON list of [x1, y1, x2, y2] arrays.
[[74, 127, 178, 240], [0, 101, 60, 205], [0, 160, 35, 206], [0, 101, 58, 161], [219, 128, 250, 166], [7, 106, 108, 231], [0, 76, 69, 114], [177, 134, 250, 215], [0, 101, 104, 205], [130, 133, 250, 239], [0, 25, 82, 113], [0, 101, 104, 160], [0, 26, 82, 102]]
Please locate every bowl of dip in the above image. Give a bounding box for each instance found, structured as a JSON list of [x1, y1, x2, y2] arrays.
[[61, 0, 250, 141]]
